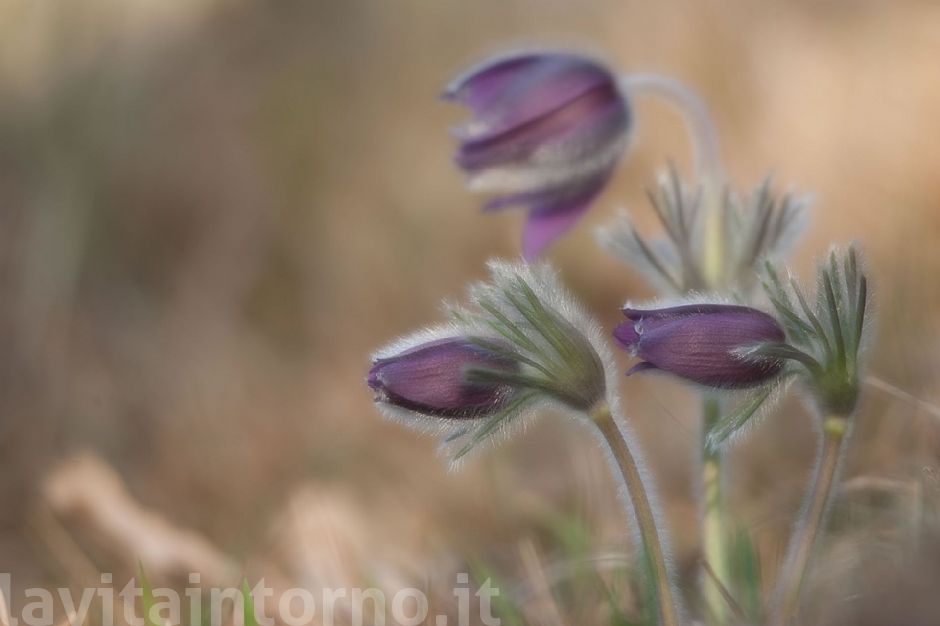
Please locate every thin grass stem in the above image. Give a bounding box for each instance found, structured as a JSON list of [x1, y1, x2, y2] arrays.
[[702, 558, 748, 624]]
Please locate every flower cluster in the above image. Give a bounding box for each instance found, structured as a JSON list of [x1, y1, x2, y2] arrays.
[[368, 48, 875, 626]]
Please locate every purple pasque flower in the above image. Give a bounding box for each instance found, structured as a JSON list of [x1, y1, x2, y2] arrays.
[[368, 337, 519, 419], [444, 52, 632, 260], [613, 303, 786, 389]]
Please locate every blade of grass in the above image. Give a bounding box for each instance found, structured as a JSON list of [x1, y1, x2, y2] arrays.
[[138, 563, 160, 626], [702, 558, 748, 623], [242, 579, 257, 626], [728, 526, 763, 620]]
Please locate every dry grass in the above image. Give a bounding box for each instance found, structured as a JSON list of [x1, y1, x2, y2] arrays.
[[2, 1, 940, 624]]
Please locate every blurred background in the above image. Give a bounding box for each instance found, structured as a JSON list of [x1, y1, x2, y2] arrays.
[[2, 0, 940, 624]]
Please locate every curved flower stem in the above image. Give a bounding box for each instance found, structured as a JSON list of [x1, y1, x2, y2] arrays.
[[617, 73, 727, 288], [617, 73, 723, 180], [591, 403, 683, 626], [701, 395, 730, 624], [769, 416, 849, 626]]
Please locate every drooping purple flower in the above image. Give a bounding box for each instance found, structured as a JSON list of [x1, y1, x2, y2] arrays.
[[368, 337, 519, 419], [444, 52, 632, 259], [613, 303, 786, 389]]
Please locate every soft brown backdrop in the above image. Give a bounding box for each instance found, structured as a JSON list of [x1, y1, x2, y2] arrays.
[[2, 1, 940, 623]]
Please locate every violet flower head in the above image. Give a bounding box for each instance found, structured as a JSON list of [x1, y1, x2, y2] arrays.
[[368, 337, 518, 419], [613, 303, 786, 389], [444, 52, 632, 259]]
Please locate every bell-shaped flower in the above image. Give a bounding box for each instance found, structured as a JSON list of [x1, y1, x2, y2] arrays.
[[368, 337, 519, 419], [444, 52, 632, 259], [613, 303, 786, 389]]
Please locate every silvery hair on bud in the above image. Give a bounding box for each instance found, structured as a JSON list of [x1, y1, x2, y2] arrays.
[[372, 260, 623, 469], [440, 260, 622, 466]]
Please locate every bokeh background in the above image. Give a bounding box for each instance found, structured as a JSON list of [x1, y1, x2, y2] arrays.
[[2, 1, 940, 624]]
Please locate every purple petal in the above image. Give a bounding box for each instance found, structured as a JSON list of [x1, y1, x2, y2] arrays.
[[446, 53, 616, 143], [612, 321, 640, 351], [522, 196, 595, 260], [622, 303, 770, 322], [443, 53, 547, 112], [456, 82, 627, 173], [625, 361, 659, 377], [522, 204, 591, 260], [518, 167, 612, 259]]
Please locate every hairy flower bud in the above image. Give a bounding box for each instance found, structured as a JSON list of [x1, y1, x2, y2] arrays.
[[444, 51, 632, 259], [368, 337, 518, 419], [614, 303, 786, 389], [462, 261, 609, 412], [368, 262, 615, 462]]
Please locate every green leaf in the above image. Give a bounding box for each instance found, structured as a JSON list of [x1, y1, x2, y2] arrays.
[[466, 336, 557, 380], [745, 342, 821, 376], [728, 526, 763, 621], [630, 225, 682, 293], [638, 542, 660, 626], [604, 577, 646, 626], [442, 426, 472, 444], [477, 299, 545, 359], [763, 259, 786, 298], [464, 368, 558, 398], [791, 278, 833, 362], [764, 292, 815, 343], [822, 265, 847, 365], [242, 579, 257, 626], [744, 181, 774, 266], [513, 279, 578, 362], [706, 386, 774, 452], [502, 287, 569, 362], [468, 563, 525, 626], [452, 392, 535, 460], [841, 246, 866, 357], [844, 246, 859, 312], [855, 274, 868, 353], [138, 562, 160, 626], [762, 262, 814, 344]]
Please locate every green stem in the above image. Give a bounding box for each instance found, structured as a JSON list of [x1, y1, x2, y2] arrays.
[[701, 179, 727, 290], [769, 416, 848, 626], [591, 403, 683, 626], [702, 396, 730, 624]]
